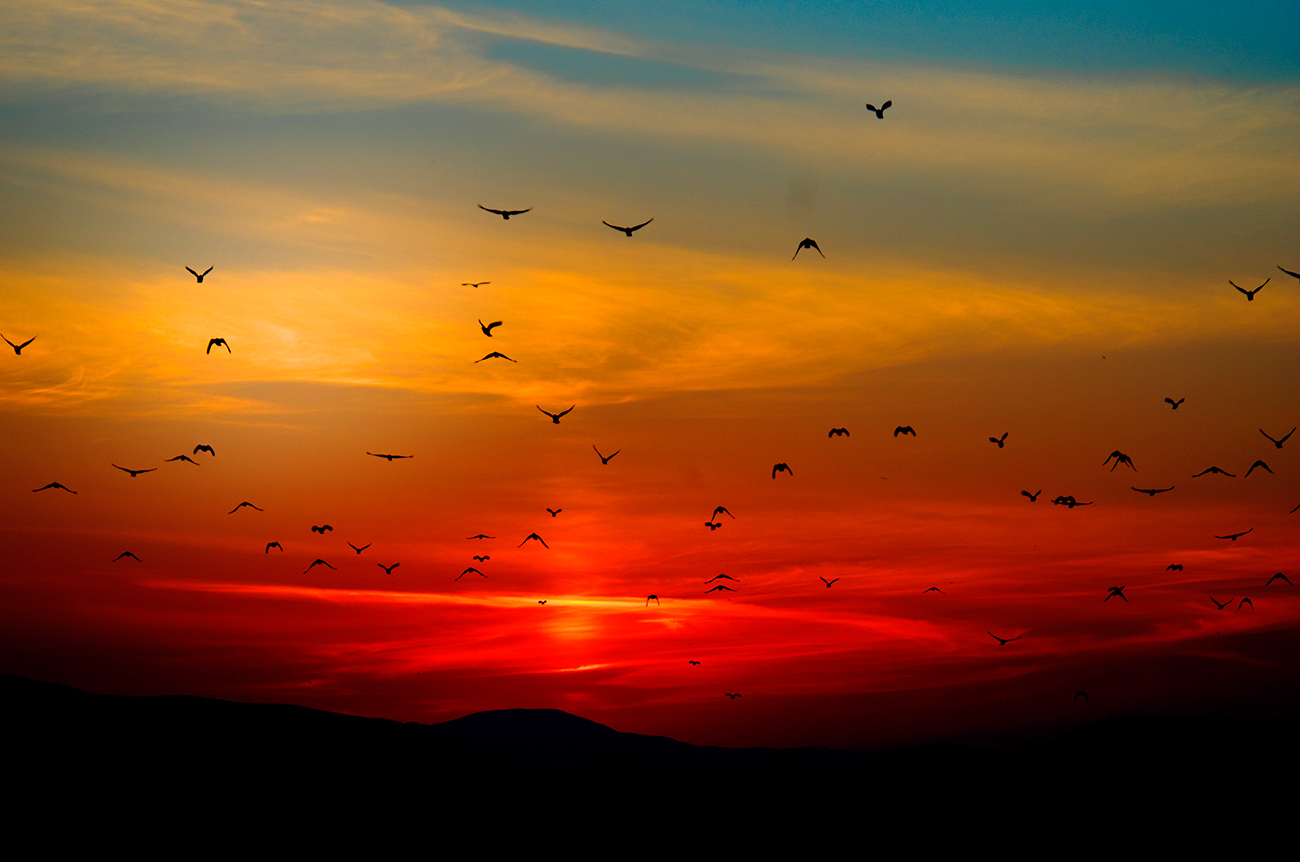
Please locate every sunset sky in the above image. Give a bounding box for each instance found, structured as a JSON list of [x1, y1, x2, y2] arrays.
[[1, 0, 1297, 750]]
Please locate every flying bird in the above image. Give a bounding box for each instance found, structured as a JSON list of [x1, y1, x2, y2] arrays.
[[792, 237, 824, 259], [475, 352, 516, 363], [311, 525, 333, 534], [367, 452, 413, 461], [1192, 466, 1234, 477], [1166, 564, 1183, 571], [1277, 265, 1300, 282], [646, 595, 659, 606], [462, 282, 490, 288], [1265, 572, 1292, 586], [519, 533, 549, 548], [378, 563, 399, 574], [206, 338, 230, 354], [1215, 528, 1253, 541], [265, 542, 283, 553], [228, 502, 262, 513], [165, 455, 200, 465], [112, 551, 141, 562], [772, 463, 793, 478], [546, 508, 562, 517], [478, 319, 502, 337], [467, 534, 494, 540], [602, 218, 653, 236], [1164, 397, 1184, 409], [724, 693, 741, 699], [712, 506, 735, 520], [593, 446, 620, 464], [828, 428, 850, 437], [707, 574, 739, 583], [689, 660, 700, 666], [820, 577, 839, 588], [472, 555, 490, 562], [194, 444, 216, 456], [1210, 596, 1233, 610], [348, 542, 371, 554], [1239, 597, 1254, 610], [478, 205, 530, 220], [989, 433, 1008, 448], [1245, 460, 1273, 477], [537, 405, 574, 423], [1260, 428, 1294, 448], [1104, 586, 1128, 603], [186, 266, 213, 283], [538, 600, 547, 605], [1051, 495, 1092, 508], [1103, 450, 1136, 471], [1230, 278, 1268, 300], [1074, 691, 1089, 703], [865, 100, 892, 118], [924, 586, 944, 594], [988, 632, 1021, 645], [1021, 490, 1041, 502], [456, 567, 487, 581], [1132, 486, 1174, 496], [704, 521, 721, 530], [303, 559, 337, 574], [2, 334, 35, 355], [705, 585, 736, 593], [111, 464, 156, 477], [893, 426, 916, 437]]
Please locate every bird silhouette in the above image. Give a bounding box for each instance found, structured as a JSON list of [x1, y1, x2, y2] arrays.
[[537, 405, 574, 423], [111, 464, 156, 477], [1193, 466, 1235, 477], [772, 463, 793, 478], [206, 338, 230, 354], [311, 525, 333, 534], [367, 452, 413, 460], [1073, 691, 1089, 703], [704, 521, 721, 530], [602, 218, 653, 236], [304, 559, 337, 574], [456, 567, 487, 581], [1104, 586, 1128, 602], [689, 660, 700, 665], [194, 444, 216, 456], [924, 586, 944, 593], [1215, 528, 1253, 541], [1132, 486, 1174, 496], [894, 426, 916, 437], [1277, 265, 1300, 282], [1021, 490, 1041, 502], [1230, 278, 1267, 300], [1245, 460, 1273, 477], [988, 632, 1021, 645], [2, 334, 35, 354], [519, 533, 549, 548], [1103, 451, 1136, 471], [820, 577, 838, 588], [1210, 596, 1233, 610], [1265, 572, 1292, 586], [348, 542, 371, 554], [186, 266, 213, 282], [1239, 597, 1254, 610], [228, 502, 262, 513], [828, 428, 850, 437], [865, 100, 892, 118], [467, 534, 494, 540], [473, 555, 490, 562], [989, 432, 1008, 448], [478, 319, 502, 337], [712, 506, 735, 520], [646, 595, 659, 606], [1051, 495, 1092, 508], [538, 600, 547, 604], [707, 574, 739, 583], [1260, 428, 1294, 448], [478, 205, 530, 219], [462, 282, 490, 288], [476, 352, 515, 363], [594, 446, 620, 464], [792, 238, 824, 259], [1166, 564, 1183, 571], [112, 551, 141, 562], [1164, 397, 1184, 409], [165, 454, 200, 464], [546, 508, 562, 517], [265, 542, 283, 553], [378, 562, 400, 574], [705, 585, 736, 593], [724, 692, 741, 699]]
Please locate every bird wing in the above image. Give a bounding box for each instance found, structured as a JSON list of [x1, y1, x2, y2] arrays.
[[1278, 266, 1300, 280], [202, 267, 213, 277], [629, 218, 654, 231], [17, 336, 35, 349], [486, 321, 502, 332], [557, 405, 574, 417], [881, 100, 892, 110], [601, 220, 624, 231], [1283, 428, 1296, 443], [478, 205, 502, 215], [186, 267, 199, 277]]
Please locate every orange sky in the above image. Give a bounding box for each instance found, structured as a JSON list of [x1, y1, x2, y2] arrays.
[[1, 0, 1297, 749]]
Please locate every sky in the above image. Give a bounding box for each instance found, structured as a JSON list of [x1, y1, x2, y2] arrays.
[[1, 0, 1297, 750]]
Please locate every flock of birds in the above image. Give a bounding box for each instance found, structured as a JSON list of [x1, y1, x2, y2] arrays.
[[11, 96, 1300, 706]]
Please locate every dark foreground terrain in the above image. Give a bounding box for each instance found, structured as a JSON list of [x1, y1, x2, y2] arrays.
[[5, 673, 1294, 847]]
